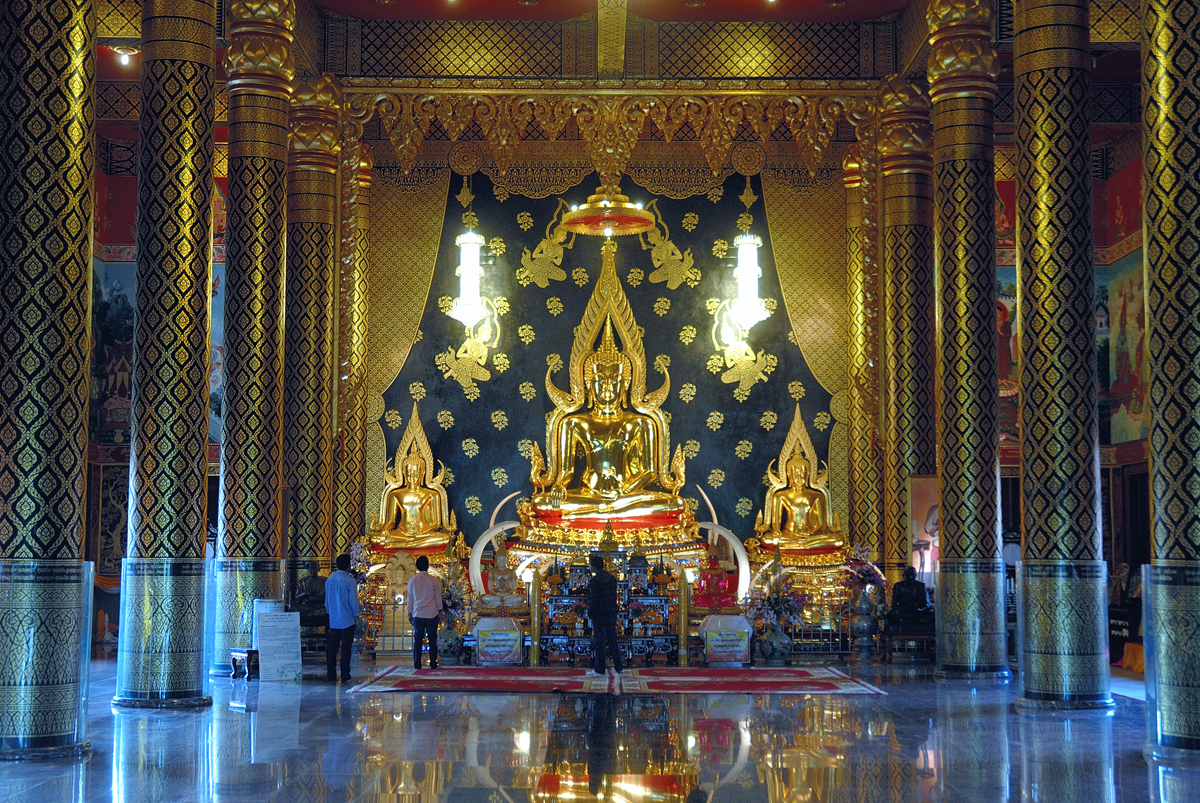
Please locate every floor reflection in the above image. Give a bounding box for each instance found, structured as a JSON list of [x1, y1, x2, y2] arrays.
[[0, 662, 1165, 802]]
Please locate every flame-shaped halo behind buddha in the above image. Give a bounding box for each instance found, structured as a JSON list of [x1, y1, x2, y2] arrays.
[[379, 401, 451, 523], [760, 403, 840, 531], [540, 238, 682, 493]]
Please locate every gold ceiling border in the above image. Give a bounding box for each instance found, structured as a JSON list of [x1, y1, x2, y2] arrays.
[[344, 85, 877, 188]]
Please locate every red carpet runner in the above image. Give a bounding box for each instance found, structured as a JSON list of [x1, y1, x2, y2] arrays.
[[350, 665, 885, 695]]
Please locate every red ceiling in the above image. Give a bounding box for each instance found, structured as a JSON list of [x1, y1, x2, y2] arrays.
[[314, 0, 906, 23]]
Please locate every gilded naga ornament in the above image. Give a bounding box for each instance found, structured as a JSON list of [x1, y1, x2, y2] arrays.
[[369, 402, 461, 553], [754, 404, 846, 554], [518, 239, 695, 551]]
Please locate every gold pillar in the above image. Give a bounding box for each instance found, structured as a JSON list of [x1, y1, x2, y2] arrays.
[[114, 0, 216, 709], [0, 0, 94, 758], [530, 569, 542, 666], [845, 145, 885, 563], [1013, 0, 1110, 708], [1019, 712, 1116, 802], [332, 136, 372, 557], [878, 77, 936, 586], [1143, 0, 1200, 754], [213, 0, 296, 673], [928, 0, 1009, 677], [284, 74, 341, 580]]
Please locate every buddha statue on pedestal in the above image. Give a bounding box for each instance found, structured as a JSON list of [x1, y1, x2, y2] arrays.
[[519, 239, 693, 550], [369, 403, 458, 552], [754, 405, 846, 554], [480, 538, 527, 610]]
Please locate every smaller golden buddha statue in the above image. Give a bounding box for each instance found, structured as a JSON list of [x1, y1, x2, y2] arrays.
[[480, 538, 527, 610], [755, 405, 845, 553], [369, 403, 458, 552]]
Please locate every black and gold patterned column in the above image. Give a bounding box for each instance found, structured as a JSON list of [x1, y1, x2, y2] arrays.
[[284, 74, 341, 579], [0, 0, 94, 757], [928, 0, 1009, 677], [212, 0, 296, 673], [1013, 0, 1110, 708], [114, 0, 216, 709], [333, 138, 373, 557], [845, 145, 885, 563], [878, 77, 936, 587], [1143, 0, 1200, 754]]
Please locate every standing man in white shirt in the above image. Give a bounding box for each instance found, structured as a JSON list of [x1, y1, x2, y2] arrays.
[[407, 555, 443, 670], [325, 553, 360, 683]]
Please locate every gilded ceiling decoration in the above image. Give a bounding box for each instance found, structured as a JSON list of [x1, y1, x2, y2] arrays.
[[345, 89, 875, 189]]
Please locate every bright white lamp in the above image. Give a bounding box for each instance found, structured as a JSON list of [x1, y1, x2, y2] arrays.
[[731, 233, 768, 328], [448, 230, 486, 327]]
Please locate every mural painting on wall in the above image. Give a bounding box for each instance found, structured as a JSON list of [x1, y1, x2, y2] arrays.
[[377, 171, 835, 543], [1108, 249, 1148, 444], [89, 179, 228, 445]]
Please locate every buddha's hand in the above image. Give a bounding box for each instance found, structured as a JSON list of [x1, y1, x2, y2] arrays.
[[549, 486, 565, 509]]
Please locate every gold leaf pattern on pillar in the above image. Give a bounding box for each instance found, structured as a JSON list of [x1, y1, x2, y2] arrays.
[[1014, 0, 1108, 704], [128, 50, 215, 561], [1144, 0, 1200, 748], [878, 76, 935, 586], [117, 0, 216, 707], [285, 73, 341, 570], [214, 0, 296, 668], [928, 0, 1007, 677], [0, 0, 94, 561], [333, 136, 372, 556], [0, 0, 94, 750]]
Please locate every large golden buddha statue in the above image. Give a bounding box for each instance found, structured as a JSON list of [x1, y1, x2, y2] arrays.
[[518, 239, 694, 549], [369, 403, 459, 552], [754, 405, 845, 553]]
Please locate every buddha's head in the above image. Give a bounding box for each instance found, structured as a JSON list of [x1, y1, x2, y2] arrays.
[[584, 318, 632, 409], [787, 458, 810, 488], [402, 452, 425, 487]]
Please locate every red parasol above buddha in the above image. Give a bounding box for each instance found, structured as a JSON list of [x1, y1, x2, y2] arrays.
[[518, 239, 696, 552]]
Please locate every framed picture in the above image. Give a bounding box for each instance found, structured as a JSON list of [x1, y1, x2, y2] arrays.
[[908, 475, 940, 589]]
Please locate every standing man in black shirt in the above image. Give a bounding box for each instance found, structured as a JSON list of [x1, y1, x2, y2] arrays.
[[586, 552, 623, 678]]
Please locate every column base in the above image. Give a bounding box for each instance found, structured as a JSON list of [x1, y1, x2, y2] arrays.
[[0, 741, 92, 762], [1016, 696, 1115, 711], [935, 667, 1011, 681], [1145, 744, 1200, 763], [114, 558, 208, 703], [111, 695, 213, 710]]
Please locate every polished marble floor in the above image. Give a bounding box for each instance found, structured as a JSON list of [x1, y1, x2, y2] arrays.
[[0, 657, 1195, 802]]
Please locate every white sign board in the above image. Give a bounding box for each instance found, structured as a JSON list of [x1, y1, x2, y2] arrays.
[[254, 610, 302, 682]]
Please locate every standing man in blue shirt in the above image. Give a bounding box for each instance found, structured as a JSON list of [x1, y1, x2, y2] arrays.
[[325, 553, 360, 683]]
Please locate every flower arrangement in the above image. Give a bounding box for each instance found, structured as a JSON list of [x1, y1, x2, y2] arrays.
[[843, 544, 888, 591], [744, 575, 812, 629], [572, 601, 589, 619], [628, 600, 648, 621], [440, 567, 470, 626]]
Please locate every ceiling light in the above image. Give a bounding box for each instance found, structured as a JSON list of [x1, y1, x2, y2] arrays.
[[112, 45, 138, 66], [685, 0, 706, 7]]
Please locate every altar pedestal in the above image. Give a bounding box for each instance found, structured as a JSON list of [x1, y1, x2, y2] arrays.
[[700, 615, 753, 668], [472, 617, 524, 666]]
